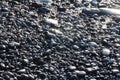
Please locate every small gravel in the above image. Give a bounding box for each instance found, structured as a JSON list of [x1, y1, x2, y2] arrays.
[[0, 0, 120, 80]]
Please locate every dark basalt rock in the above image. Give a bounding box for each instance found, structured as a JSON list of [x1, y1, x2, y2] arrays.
[[38, 7, 50, 14], [31, 2, 42, 8], [38, 73, 47, 79], [57, 7, 66, 12], [17, 74, 29, 80]]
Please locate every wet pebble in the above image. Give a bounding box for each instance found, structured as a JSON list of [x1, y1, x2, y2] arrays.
[[89, 42, 98, 47], [8, 42, 20, 47], [68, 66, 76, 71], [74, 70, 86, 76], [100, 8, 120, 16], [22, 59, 29, 66], [18, 69, 26, 73], [1, 8, 9, 12], [0, 45, 6, 50], [39, 0, 53, 3], [0, 63, 6, 70], [90, 78, 97, 80], [86, 67, 94, 72], [112, 69, 119, 74], [83, 0, 92, 2], [102, 48, 110, 56], [73, 45, 79, 50], [38, 7, 50, 14], [91, 0, 98, 7], [28, 74, 35, 80], [44, 18, 58, 26], [50, 28, 63, 35]]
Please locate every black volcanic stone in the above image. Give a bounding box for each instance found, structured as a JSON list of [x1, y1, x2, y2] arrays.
[[38, 73, 46, 79], [57, 7, 66, 12], [0, 0, 120, 80], [17, 74, 29, 80], [38, 7, 50, 14], [28, 74, 35, 80]]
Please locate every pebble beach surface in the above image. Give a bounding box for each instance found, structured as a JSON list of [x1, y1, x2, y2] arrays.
[[0, 0, 120, 80]]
